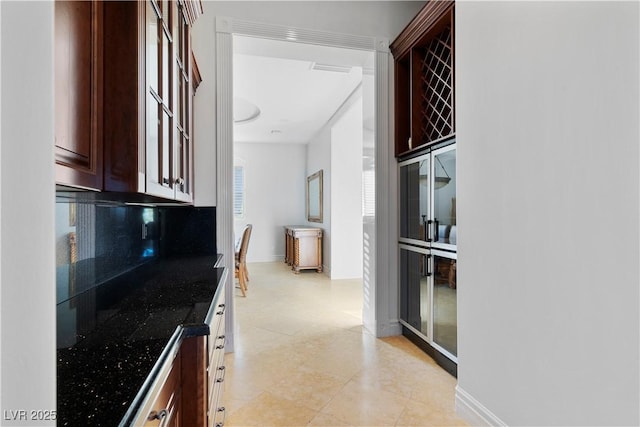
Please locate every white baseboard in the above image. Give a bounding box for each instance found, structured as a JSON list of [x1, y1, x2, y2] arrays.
[[377, 319, 402, 337], [455, 386, 507, 427]]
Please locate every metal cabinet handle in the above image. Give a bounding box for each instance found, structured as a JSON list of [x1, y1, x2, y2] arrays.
[[216, 365, 226, 383], [216, 303, 226, 316], [162, 177, 170, 185], [423, 254, 432, 277], [434, 218, 440, 242], [148, 409, 168, 426], [215, 406, 226, 427], [215, 334, 226, 349]]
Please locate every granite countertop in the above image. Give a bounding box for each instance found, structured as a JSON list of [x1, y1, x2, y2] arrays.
[[57, 255, 224, 427]]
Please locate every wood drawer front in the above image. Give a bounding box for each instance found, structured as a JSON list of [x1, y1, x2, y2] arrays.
[[208, 379, 226, 427], [207, 336, 225, 405], [207, 289, 225, 357], [207, 318, 226, 427], [139, 353, 182, 427]]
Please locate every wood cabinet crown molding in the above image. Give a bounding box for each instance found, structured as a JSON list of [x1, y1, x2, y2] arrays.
[[390, 0, 453, 59]]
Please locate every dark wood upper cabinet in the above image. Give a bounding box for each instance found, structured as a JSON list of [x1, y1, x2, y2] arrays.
[[103, 0, 199, 202], [391, 1, 455, 157], [55, 0, 202, 202], [54, 0, 103, 190]]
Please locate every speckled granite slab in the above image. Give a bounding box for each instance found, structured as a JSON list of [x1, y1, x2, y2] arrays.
[[56, 255, 224, 426]]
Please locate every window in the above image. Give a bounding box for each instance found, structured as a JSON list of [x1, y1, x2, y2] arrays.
[[233, 165, 245, 217]]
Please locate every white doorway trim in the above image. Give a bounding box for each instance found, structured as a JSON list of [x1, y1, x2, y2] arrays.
[[215, 17, 398, 352]]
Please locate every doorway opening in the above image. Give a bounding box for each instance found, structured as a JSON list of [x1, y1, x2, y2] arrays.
[[232, 35, 374, 273], [231, 34, 375, 334], [215, 18, 394, 353]]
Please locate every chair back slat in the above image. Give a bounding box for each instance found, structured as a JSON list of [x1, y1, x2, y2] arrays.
[[238, 224, 252, 263]]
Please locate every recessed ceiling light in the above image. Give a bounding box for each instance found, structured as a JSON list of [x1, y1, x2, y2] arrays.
[[234, 97, 261, 124], [270, 130, 282, 134]]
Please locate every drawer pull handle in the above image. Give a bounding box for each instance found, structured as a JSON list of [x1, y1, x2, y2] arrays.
[[148, 409, 168, 426], [218, 303, 225, 308], [215, 406, 226, 427], [216, 335, 225, 350], [216, 310, 224, 315], [216, 365, 227, 383]]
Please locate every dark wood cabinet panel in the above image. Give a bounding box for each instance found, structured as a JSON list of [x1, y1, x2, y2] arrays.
[[391, 1, 455, 157], [102, 0, 195, 201], [56, 0, 201, 203], [102, 0, 144, 192], [54, 0, 103, 190], [181, 336, 208, 427]]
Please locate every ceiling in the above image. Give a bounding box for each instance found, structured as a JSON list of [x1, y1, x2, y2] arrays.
[[232, 35, 375, 144]]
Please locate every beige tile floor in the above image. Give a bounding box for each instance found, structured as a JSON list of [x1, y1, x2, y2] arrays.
[[223, 261, 467, 427]]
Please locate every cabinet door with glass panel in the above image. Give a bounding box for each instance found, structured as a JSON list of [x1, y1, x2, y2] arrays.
[[146, 0, 176, 200], [431, 249, 457, 360], [399, 153, 431, 246], [399, 245, 457, 363], [399, 142, 456, 250], [399, 244, 432, 340], [431, 144, 456, 251]]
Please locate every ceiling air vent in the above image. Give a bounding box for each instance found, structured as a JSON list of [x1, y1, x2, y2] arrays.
[[309, 62, 352, 73]]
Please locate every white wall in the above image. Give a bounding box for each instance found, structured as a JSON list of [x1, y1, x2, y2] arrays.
[[307, 122, 332, 273], [1, 1, 56, 422], [456, 2, 639, 426], [330, 95, 363, 279], [306, 86, 364, 279], [234, 143, 307, 262], [192, 12, 217, 207]]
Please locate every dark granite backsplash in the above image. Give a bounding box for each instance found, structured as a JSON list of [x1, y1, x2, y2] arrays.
[[160, 206, 217, 257], [55, 201, 216, 306]]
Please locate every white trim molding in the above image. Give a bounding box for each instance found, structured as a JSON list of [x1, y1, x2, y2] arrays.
[[215, 16, 394, 339], [456, 386, 508, 427], [215, 27, 235, 353]]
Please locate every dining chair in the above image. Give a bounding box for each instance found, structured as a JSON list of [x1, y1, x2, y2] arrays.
[[235, 224, 252, 296]]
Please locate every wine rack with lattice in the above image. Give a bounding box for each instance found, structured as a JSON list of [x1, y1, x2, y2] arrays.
[[391, 2, 454, 156], [416, 24, 453, 145]]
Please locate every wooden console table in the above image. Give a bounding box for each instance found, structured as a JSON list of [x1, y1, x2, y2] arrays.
[[283, 226, 323, 273]]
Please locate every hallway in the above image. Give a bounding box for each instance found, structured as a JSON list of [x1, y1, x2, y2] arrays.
[[222, 262, 467, 426]]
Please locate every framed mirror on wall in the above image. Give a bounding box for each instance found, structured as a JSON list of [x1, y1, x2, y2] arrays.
[[307, 170, 323, 223]]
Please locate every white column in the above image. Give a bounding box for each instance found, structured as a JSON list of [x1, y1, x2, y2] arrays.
[[215, 17, 235, 352]]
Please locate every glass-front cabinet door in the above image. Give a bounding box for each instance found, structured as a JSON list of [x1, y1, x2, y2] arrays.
[[432, 250, 457, 359], [431, 145, 456, 250], [399, 244, 431, 340], [399, 153, 430, 246], [398, 141, 457, 367], [399, 246, 458, 363]]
